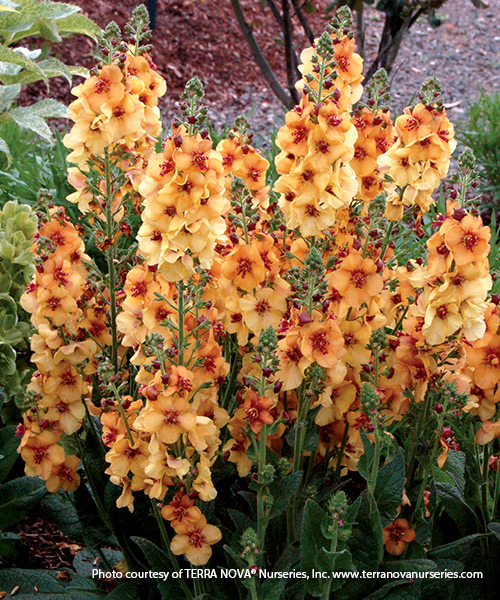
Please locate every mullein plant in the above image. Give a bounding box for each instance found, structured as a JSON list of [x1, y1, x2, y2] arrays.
[[14, 4, 500, 596]]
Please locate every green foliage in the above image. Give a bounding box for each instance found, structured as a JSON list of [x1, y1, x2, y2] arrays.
[[0, 568, 105, 599], [40, 491, 82, 540], [0, 424, 20, 480], [0, 475, 46, 529], [373, 452, 405, 527], [0, 0, 101, 162], [458, 91, 500, 203], [0, 122, 72, 207], [0, 199, 37, 414]]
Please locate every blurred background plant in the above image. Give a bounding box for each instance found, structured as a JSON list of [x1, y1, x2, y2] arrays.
[[0, 0, 101, 164], [458, 90, 500, 209], [0, 200, 37, 422]]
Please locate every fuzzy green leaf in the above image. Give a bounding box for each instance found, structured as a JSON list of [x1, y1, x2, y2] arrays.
[[269, 471, 302, 519], [301, 499, 328, 573], [435, 482, 481, 535], [374, 452, 405, 527], [131, 536, 182, 599], [0, 476, 46, 528], [41, 491, 82, 540], [0, 425, 19, 481], [0, 568, 104, 599]]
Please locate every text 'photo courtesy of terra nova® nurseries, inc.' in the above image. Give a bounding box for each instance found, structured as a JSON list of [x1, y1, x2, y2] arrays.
[[0, 0, 500, 599]]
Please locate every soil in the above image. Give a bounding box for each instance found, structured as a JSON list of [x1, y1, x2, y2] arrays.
[[22, 0, 500, 135], [9, 513, 80, 570]]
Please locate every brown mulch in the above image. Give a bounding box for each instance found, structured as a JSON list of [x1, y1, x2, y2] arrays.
[[20, 0, 499, 136], [9, 514, 81, 570], [39, 0, 331, 106]]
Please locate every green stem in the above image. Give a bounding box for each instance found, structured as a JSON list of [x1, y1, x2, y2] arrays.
[[104, 150, 119, 372], [369, 424, 381, 492], [481, 443, 491, 528], [334, 421, 350, 482], [249, 577, 259, 600], [84, 404, 107, 457], [111, 381, 134, 443], [75, 434, 142, 570], [413, 408, 446, 519], [151, 500, 195, 600], [321, 523, 338, 600], [293, 382, 310, 473], [256, 426, 269, 558], [74, 435, 112, 531], [380, 221, 395, 263], [406, 389, 432, 484], [493, 452, 500, 519], [177, 280, 185, 366]]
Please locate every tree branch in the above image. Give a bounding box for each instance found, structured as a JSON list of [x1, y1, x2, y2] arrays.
[[283, 0, 300, 105], [264, 0, 283, 27], [290, 0, 315, 44], [230, 0, 293, 107]]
